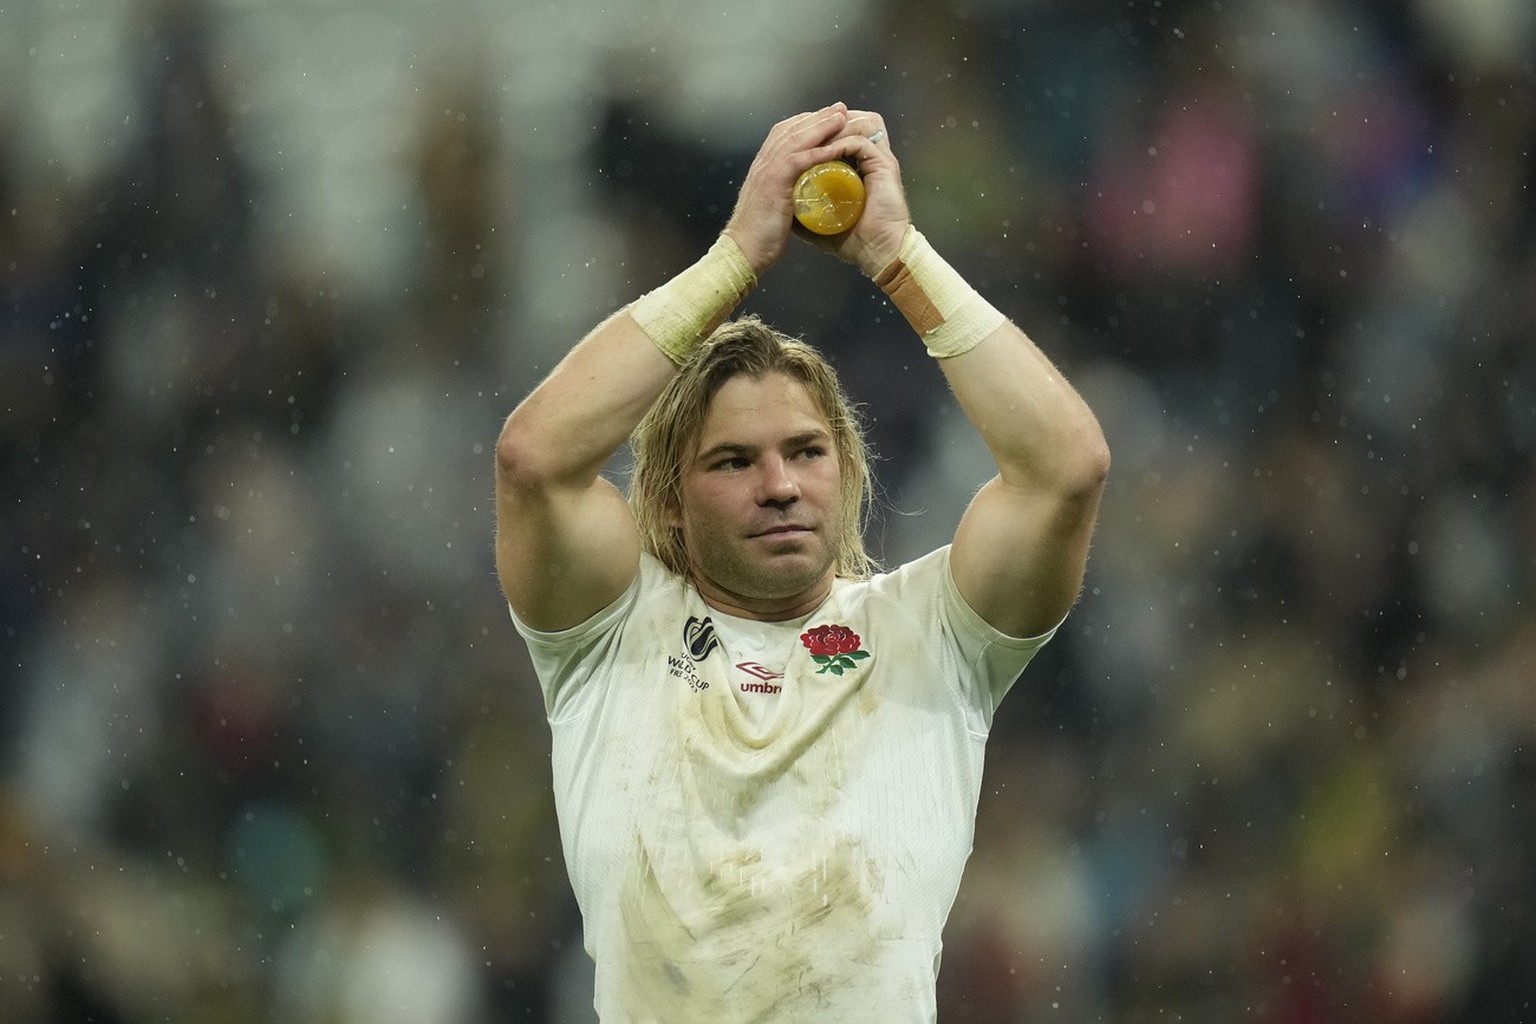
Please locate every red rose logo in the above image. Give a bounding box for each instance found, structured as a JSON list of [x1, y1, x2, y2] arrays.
[[800, 624, 871, 675]]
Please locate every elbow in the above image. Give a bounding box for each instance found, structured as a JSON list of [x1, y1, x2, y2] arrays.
[[496, 413, 552, 493], [997, 420, 1110, 504], [1059, 419, 1110, 502], [497, 408, 605, 496], [1082, 428, 1112, 492]]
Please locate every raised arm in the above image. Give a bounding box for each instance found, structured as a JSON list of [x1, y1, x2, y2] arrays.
[[495, 103, 864, 630], [933, 312, 1110, 639], [829, 111, 1111, 639], [495, 309, 676, 631]]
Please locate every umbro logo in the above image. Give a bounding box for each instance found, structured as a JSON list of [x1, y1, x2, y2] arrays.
[[736, 662, 782, 695]]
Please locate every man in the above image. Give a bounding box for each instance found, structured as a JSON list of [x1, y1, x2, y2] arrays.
[[495, 103, 1109, 1022]]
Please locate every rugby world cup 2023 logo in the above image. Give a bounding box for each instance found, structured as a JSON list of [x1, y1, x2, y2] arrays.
[[665, 615, 719, 693], [684, 616, 720, 661]]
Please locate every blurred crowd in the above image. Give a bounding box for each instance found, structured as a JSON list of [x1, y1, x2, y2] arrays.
[[2, 0, 1533, 1021]]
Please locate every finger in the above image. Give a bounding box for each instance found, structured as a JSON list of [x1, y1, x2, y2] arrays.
[[756, 108, 848, 178], [839, 110, 888, 141], [819, 111, 891, 170], [771, 102, 839, 132], [811, 132, 886, 170], [797, 105, 852, 150], [772, 103, 848, 146]]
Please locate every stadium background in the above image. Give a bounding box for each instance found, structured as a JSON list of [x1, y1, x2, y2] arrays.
[[2, 0, 1532, 1019]]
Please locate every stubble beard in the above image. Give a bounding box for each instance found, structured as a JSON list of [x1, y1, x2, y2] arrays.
[[686, 517, 841, 607]]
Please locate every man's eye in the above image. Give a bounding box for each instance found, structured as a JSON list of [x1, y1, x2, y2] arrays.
[[799, 446, 826, 460], [713, 457, 748, 470]]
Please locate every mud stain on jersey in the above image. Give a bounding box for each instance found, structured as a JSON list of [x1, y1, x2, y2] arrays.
[[615, 830, 886, 1023]]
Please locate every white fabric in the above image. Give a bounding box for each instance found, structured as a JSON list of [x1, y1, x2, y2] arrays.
[[511, 546, 1055, 1023]]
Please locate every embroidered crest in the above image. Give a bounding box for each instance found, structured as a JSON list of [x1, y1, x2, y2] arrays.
[[800, 623, 872, 675]]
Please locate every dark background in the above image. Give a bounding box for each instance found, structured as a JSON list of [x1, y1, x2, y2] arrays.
[[3, 0, 1532, 1020]]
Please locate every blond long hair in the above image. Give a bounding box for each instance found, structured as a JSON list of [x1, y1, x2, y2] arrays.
[[629, 316, 877, 581]]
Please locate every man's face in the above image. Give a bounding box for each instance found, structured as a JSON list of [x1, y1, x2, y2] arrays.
[[671, 371, 843, 618]]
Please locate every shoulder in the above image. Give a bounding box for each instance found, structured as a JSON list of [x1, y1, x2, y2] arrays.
[[511, 553, 692, 721], [846, 547, 954, 607], [512, 552, 685, 648], [851, 546, 1057, 648]]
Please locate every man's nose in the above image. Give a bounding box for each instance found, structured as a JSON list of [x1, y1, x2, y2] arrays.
[[758, 457, 800, 504]]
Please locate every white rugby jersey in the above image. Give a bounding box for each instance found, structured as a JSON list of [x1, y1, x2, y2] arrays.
[[511, 546, 1055, 1023]]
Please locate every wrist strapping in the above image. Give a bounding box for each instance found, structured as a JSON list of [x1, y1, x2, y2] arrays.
[[629, 233, 757, 365], [873, 226, 1006, 359]]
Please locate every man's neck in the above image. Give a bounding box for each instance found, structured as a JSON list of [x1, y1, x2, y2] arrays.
[[692, 576, 834, 622]]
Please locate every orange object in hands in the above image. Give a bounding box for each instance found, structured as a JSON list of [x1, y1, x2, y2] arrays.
[[793, 161, 866, 235]]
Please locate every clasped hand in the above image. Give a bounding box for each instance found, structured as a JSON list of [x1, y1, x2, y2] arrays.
[[725, 102, 910, 281]]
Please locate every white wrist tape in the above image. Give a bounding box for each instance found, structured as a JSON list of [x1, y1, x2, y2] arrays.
[[874, 226, 1006, 359], [629, 233, 757, 364]]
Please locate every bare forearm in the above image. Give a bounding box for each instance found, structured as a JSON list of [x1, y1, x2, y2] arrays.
[[875, 227, 1108, 495], [498, 235, 757, 489], [938, 323, 1110, 496], [496, 310, 677, 488]]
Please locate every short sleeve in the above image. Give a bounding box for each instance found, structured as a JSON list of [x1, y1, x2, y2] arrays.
[[509, 568, 641, 722], [932, 546, 1061, 711], [868, 546, 1061, 727]]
